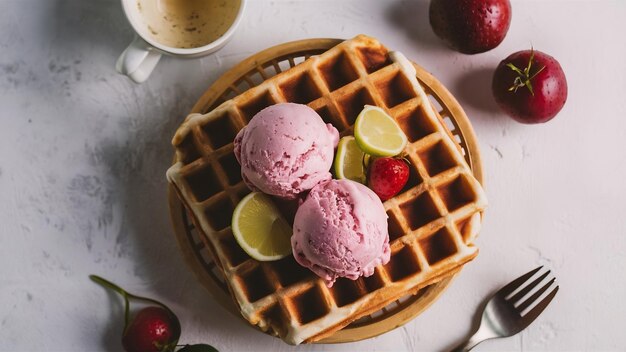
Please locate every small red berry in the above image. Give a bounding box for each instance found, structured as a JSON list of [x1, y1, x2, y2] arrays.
[[368, 158, 410, 201], [122, 306, 181, 352]]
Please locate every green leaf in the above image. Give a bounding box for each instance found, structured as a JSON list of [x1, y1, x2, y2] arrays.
[[526, 80, 535, 96], [177, 344, 219, 352], [530, 65, 546, 80], [506, 63, 524, 76], [526, 47, 535, 74]]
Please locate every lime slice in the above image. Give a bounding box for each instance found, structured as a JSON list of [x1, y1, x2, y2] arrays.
[[232, 192, 292, 261], [354, 105, 408, 157], [334, 136, 367, 184]]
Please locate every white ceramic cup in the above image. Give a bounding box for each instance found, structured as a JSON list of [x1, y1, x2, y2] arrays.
[[116, 0, 246, 83]]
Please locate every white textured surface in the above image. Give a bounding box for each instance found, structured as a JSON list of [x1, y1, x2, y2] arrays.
[[1, 0, 625, 351]]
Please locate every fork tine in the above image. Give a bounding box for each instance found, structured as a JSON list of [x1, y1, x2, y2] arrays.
[[521, 285, 559, 326], [517, 277, 556, 313], [509, 270, 550, 304], [498, 266, 543, 297]]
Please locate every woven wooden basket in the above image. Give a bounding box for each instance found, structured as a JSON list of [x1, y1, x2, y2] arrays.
[[167, 38, 483, 343]]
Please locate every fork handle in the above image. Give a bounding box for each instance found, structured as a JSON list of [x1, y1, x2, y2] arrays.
[[450, 326, 491, 352]]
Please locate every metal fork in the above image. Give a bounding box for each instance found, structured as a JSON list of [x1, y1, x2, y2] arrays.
[[451, 266, 559, 352]]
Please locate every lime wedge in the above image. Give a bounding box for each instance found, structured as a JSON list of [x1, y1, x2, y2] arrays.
[[334, 136, 367, 184], [354, 105, 408, 157], [232, 192, 292, 261]]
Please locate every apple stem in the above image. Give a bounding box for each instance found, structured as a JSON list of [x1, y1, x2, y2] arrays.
[[89, 275, 177, 333], [506, 48, 546, 96]]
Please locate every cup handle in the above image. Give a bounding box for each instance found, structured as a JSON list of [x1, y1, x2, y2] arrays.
[[115, 36, 162, 83]]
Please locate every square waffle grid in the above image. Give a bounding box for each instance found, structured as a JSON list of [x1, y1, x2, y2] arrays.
[[167, 35, 487, 344]]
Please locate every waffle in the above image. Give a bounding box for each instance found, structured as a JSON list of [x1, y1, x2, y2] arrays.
[[166, 35, 487, 345]]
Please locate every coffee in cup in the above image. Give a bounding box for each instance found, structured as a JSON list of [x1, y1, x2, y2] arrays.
[[136, 0, 242, 49], [116, 0, 246, 83]]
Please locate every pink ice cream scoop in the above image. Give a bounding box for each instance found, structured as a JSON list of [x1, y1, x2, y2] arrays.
[[234, 103, 339, 200], [291, 179, 391, 287]]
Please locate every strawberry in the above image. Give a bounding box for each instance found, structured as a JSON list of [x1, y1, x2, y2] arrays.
[[492, 49, 568, 123], [429, 0, 512, 54], [367, 157, 409, 201]]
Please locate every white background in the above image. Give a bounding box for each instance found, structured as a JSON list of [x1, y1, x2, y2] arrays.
[[1, 0, 625, 351]]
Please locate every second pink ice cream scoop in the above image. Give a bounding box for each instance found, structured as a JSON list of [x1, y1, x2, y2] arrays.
[[292, 179, 391, 287]]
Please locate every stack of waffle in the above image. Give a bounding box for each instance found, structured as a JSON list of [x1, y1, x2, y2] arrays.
[[166, 35, 487, 345]]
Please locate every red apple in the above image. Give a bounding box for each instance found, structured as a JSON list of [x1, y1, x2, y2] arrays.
[[429, 0, 512, 54], [492, 49, 568, 123]]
